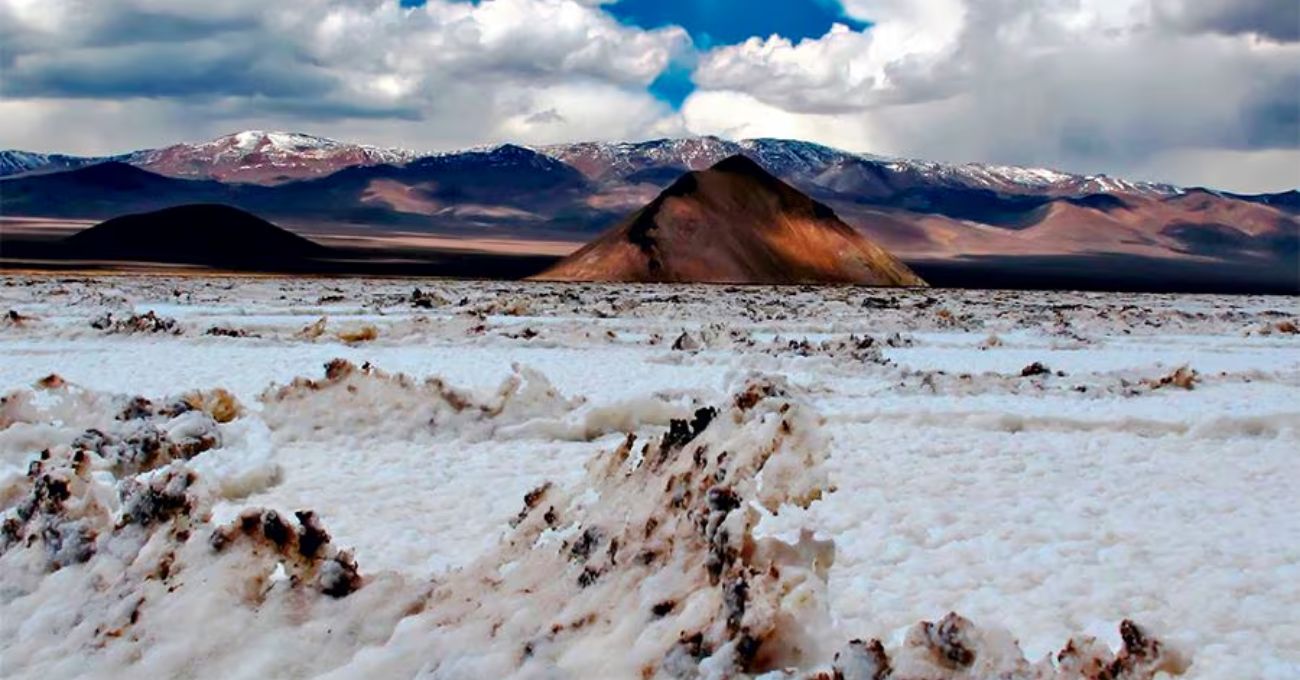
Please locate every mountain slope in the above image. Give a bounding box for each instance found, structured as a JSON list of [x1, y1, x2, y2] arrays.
[[0, 150, 105, 177], [64, 204, 330, 267], [0, 162, 249, 218], [536, 156, 924, 286], [0, 145, 589, 231]]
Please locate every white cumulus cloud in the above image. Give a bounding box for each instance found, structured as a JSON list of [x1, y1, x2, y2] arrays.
[[684, 0, 1300, 192]]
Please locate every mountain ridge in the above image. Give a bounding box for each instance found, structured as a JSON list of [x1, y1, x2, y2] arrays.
[[2, 130, 1197, 198]]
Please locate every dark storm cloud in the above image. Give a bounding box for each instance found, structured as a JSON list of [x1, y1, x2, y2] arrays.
[[77, 9, 260, 48], [523, 108, 566, 125], [1, 39, 335, 100], [1241, 75, 1300, 148], [1, 0, 685, 120], [0, 3, 259, 68], [1158, 0, 1300, 42]]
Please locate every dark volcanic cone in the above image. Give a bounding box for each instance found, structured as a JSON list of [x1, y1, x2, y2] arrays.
[[64, 204, 330, 268], [535, 155, 925, 285]]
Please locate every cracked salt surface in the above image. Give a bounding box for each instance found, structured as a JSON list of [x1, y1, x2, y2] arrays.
[[1, 275, 1297, 678]]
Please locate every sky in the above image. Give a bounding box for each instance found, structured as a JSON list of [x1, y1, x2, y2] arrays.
[[0, 0, 1297, 192]]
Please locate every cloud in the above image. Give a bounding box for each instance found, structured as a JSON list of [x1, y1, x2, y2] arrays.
[[0, 0, 1296, 192], [1155, 0, 1300, 43], [684, 0, 1300, 191], [0, 0, 689, 151], [680, 89, 883, 150], [523, 108, 566, 125], [691, 0, 966, 114]]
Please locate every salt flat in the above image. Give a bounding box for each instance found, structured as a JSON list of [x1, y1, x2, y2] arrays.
[[1, 274, 1297, 679]]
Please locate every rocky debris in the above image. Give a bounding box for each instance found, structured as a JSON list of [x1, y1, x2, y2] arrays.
[[397, 375, 837, 676], [511, 482, 554, 528], [3, 452, 106, 569], [910, 612, 977, 669], [410, 288, 448, 309], [180, 388, 242, 423], [821, 614, 1188, 680], [1145, 365, 1198, 391], [260, 360, 579, 443], [337, 325, 379, 344], [108, 388, 242, 425], [734, 375, 791, 411], [882, 332, 915, 348], [505, 326, 540, 340], [36, 374, 66, 389], [468, 296, 534, 317], [1246, 319, 1300, 336], [2, 380, 238, 481], [295, 316, 327, 340], [204, 326, 253, 338], [90, 311, 179, 335], [833, 638, 891, 680], [119, 468, 198, 528], [210, 508, 362, 598], [782, 335, 884, 363], [1021, 362, 1052, 377], [4, 309, 33, 328], [672, 331, 703, 351], [76, 417, 219, 476], [1, 376, 371, 668], [862, 296, 901, 310]]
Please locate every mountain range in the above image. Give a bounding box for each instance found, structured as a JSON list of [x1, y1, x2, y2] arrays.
[[2, 130, 1296, 292]]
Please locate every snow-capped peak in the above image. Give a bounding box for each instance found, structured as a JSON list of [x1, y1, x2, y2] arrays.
[[228, 130, 337, 153], [172, 130, 421, 162], [126, 131, 427, 184]]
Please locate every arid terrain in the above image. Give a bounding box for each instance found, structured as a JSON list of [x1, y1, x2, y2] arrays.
[[1, 274, 1298, 679], [4, 133, 1296, 293]]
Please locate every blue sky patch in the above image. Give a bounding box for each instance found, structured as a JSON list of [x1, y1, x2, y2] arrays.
[[402, 0, 868, 45], [648, 60, 696, 108], [605, 0, 867, 48], [400, 0, 870, 109]]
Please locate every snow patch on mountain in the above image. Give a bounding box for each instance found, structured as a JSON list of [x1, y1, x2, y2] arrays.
[[536, 137, 1183, 198], [125, 131, 427, 184]]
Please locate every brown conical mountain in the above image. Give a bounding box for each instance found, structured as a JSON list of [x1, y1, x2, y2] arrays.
[[535, 155, 925, 286]]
